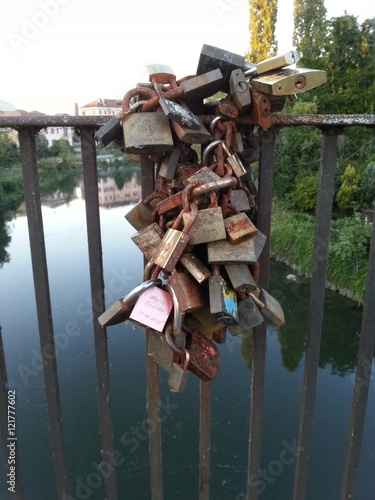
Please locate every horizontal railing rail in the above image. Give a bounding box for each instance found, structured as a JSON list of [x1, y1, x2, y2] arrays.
[[0, 114, 374, 500]]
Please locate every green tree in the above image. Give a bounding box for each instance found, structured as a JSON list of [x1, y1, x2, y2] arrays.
[[246, 0, 278, 63], [293, 0, 327, 63], [290, 173, 319, 211], [358, 158, 375, 209], [336, 163, 359, 211], [0, 133, 20, 167]]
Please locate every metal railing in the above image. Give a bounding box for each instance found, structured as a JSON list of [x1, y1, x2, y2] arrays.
[[0, 113, 374, 500]]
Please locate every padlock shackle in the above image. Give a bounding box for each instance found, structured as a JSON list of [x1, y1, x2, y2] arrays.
[[122, 279, 162, 308], [165, 322, 185, 356], [202, 139, 223, 166], [163, 280, 184, 338], [121, 87, 158, 113]]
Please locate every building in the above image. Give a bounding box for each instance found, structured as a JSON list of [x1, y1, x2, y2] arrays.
[[78, 98, 122, 117], [0, 103, 74, 147]]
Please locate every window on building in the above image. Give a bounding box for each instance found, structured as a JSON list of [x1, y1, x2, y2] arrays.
[[51, 128, 54, 134]]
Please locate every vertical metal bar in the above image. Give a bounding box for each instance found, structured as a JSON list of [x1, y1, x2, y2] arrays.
[[292, 128, 340, 500], [340, 216, 375, 499], [247, 128, 276, 499], [141, 156, 164, 500], [0, 326, 25, 500], [80, 128, 118, 500], [18, 128, 68, 497], [199, 380, 211, 500]]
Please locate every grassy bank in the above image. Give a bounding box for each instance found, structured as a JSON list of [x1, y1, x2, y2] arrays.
[[270, 201, 372, 305]]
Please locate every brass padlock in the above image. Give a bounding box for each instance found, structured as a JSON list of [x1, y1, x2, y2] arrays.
[[180, 253, 211, 284], [207, 237, 257, 264], [171, 117, 211, 144], [147, 329, 174, 373], [122, 111, 174, 154], [224, 263, 257, 293], [131, 222, 165, 261], [168, 351, 190, 393], [153, 194, 198, 273], [251, 288, 285, 327], [256, 50, 300, 75], [221, 141, 247, 177], [98, 278, 162, 327], [182, 191, 226, 245], [251, 67, 327, 95], [209, 265, 239, 325], [185, 307, 223, 338]]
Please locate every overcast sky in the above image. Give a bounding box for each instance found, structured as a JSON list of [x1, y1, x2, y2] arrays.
[[1, 0, 374, 115]]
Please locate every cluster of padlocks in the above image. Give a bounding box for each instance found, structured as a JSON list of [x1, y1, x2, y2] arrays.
[[96, 44, 326, 392]]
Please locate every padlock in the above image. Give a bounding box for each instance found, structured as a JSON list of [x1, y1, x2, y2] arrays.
[[182, 191, 226, 245], [165, 324, 220, 382], [123, 111, 175, 154], [125, 190, 168, 231], [255, 50, 300, 75], [171, 117, 211, 144], [224, 263, 258, 293], [168, 271, 206, 313], [131, 222, 165, 261], [184, 307, 223, 338], [187, 166, 221, 184], [95, 116, 123, 148], [158, 149, 181, 179], [218, 96, 239, 119], [224, 212, 258, 242], [230, 189, 252, 212], [196, 44, 248, 92], [98, 278, 162, 327], [209, 265, 239, 325], [212, 326, 227, 344], [228, 293, 264, 336], [251, 67, 327, 95], [253, 230, 267, 261], [159, 97, 201, 130], [153, 189, 199, 273], [229, 68, 251, 113], [180, 69, 224, 112], [146, 63, 176, 84], [207, 237, 257, 264], [249, 90, 272, 129], [251, 288, 285, 327], [147, 329, 174, 373], [168, 350, 190, 393], [221, 141, 247, 178], [129, 284, 173, 332], [180, 253, 211, 284]]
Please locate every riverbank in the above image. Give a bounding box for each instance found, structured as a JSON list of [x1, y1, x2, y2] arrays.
[[270, 201, 371, 306]]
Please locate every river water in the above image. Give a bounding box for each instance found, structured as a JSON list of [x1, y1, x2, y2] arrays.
[[0, 190, 374, 500]]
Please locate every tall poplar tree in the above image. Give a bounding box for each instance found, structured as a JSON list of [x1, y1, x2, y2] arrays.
[[247, 0, 278, 63], [293, 0, 327, 64]]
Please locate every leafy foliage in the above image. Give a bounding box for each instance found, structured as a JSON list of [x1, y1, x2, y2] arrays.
[[336, 164, 360, 210], [290, 173, 319, 211], [247, 0, 278, 62]]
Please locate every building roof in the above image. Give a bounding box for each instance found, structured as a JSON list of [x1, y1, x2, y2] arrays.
[[0, 109, 46, 116], [80, 98, 122, 109]]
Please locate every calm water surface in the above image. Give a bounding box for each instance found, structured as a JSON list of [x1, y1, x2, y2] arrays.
[[0, 192, 374, 500]]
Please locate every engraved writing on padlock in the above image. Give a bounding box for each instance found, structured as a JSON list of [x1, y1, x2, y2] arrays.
[[131, 223, 165, 261], [159, 98, 201, 130], [182, 202, 226, 245], [129, 285, 173, 332], [122, 112, 174, 154], [98, 279, 162, 327], [207, 237, 257, 264]]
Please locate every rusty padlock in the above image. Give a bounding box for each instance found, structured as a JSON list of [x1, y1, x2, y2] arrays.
[[165, 324, 220, 382]]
